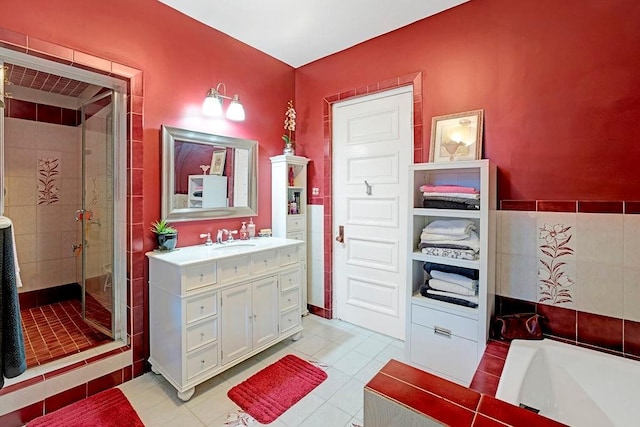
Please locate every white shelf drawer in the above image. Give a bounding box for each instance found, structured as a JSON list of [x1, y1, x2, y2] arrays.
[[410, 323, 477, 385], [186, 292, 218, 324], [186, 342, 219, 380], [287, 215, 305, 231], [251, 250, 278, 275], [411, 303, 478, 341], [280, 288, 299, 312], [184, 262, 216, 291], [280, 268, 301, 292], [279, 245, 299, 267], [280, 308, 300, 335], [186, 317, 218, 352], [218, 255, 250, 283], [287, 231, 304, 241]]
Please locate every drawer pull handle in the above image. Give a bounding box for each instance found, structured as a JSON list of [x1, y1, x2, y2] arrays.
[[234, 266, 238, 273], [434, 326, 451, 338], [200, 273, 204, 281]]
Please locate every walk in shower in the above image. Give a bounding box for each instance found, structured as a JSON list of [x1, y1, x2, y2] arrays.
[[0, 56, 126, 368]]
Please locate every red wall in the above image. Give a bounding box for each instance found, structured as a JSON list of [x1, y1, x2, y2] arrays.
[[294, 0, 640, 201], [1, 0, 295, 248]]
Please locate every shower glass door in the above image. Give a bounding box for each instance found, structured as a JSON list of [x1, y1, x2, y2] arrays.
[[80, 90, 115, 338]]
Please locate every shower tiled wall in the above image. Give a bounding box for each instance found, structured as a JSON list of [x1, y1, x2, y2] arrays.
[[4, 117, 81, 292], [496, 202, 640, 355]]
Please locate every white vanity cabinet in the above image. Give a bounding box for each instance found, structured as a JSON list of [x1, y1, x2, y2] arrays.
[[146, 238, 304, 401]]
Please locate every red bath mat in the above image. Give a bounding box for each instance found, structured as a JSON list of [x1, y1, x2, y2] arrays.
[[227, 354, 328, 424], [28, 387, 144, 427]]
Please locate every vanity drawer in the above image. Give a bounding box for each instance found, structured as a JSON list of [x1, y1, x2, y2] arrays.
[[411, 304, 477, 341], [250, 250, 278, 275], [218, 255, 250, 283], [186, 317, 218, 352], [280, 288, 299, 312], [279, 245, 299, 267], [280, 308, 300, 335], [280, 268, 301, 292], [186, 292, 217, 324], [186, 342, 219, 380], [184, 262, 216, 291], [287, 215, 305, 231]]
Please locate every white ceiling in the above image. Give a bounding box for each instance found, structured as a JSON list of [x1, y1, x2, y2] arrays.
[[158, 0, 468, 68]]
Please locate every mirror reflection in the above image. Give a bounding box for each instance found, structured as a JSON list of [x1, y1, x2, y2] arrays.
[[161, 125, 258, 221]]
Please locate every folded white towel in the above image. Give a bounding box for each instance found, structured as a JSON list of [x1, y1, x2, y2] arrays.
[[426, 289, 479, 304], [421, 231, 481, 253], [430, 270, 478, 290], [423, 219, 476, 236], [420, 231, 471, 242], [428, 278, 477, 296], [423, 192, 480, 200], [0, 216, 23, 288]]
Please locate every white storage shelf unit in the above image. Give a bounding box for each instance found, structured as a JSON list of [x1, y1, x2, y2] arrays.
[[407, 159, 496, 385]]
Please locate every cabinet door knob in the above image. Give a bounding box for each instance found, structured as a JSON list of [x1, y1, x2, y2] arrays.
[[200, 305, 205, 312], [234, 266, 238, 273], [200, 273, 204, 281]]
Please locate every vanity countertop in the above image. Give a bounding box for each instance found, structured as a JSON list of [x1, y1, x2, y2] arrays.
[[145, 237, 303, 266]]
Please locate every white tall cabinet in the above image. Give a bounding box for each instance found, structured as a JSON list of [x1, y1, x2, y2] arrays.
[[406, 160, 496, 385], [271, 154, 310, 315]]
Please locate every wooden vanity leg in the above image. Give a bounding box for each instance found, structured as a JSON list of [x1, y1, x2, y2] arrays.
[[292, 332, 302, 341], [177, 387, 195, 401]]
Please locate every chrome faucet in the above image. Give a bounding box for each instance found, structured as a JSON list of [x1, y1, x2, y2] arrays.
[[199, 233, 213, 246], [227, 230, 238, 242], [216, 229, 228, 244]]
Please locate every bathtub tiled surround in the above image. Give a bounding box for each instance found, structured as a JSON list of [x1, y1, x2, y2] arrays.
[[365, 358, 565, 427], [497, 202, 640, 356]]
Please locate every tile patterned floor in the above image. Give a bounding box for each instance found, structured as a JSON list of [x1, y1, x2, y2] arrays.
[[118, 314, 405, 427], [21, 300, 111, 368]]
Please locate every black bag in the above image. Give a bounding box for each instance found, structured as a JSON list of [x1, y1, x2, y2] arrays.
[[492, 313, 544, 341]]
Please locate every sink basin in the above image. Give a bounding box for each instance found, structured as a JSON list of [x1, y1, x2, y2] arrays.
[[213, 243, 256, 251]]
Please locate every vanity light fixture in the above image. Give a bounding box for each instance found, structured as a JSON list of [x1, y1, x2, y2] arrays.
[[202, 82, 245, 121]]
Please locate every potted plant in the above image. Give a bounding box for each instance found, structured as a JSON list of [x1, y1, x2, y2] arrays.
[[151, 219, 178, 251], [282, 100, 296, 155]]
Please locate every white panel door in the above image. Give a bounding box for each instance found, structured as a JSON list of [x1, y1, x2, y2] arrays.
[[333, 87, 412, 340]]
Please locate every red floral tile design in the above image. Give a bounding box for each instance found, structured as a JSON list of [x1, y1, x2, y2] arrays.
[[537, 223, 575, 305]]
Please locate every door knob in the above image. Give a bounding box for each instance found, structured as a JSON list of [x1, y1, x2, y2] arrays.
[[336, 225, 344, 243]]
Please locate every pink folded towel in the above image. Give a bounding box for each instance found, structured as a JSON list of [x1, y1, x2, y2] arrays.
[[419, 184, 479, 194]]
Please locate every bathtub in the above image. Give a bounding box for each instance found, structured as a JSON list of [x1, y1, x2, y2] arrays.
[[495, 339, 640, 427]]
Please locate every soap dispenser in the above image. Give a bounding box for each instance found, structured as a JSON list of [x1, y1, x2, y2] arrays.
[[247, 218, 256, 239], [239, 222, 249, 240]]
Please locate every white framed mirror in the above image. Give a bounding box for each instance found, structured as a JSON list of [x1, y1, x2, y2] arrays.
[[161, 125, 258, 221]]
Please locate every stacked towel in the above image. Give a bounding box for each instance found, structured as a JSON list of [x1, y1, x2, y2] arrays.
[[418, 219, 480, 260], [420, 262, 479, 308], [419, 184, 480, 210]]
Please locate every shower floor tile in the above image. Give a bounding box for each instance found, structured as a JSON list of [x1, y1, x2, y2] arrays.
[[20, 300, 111, 368]]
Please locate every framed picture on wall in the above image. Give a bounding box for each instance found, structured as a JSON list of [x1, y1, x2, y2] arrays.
[[429, 109, 484, 163], [210, 150, 226, 175]]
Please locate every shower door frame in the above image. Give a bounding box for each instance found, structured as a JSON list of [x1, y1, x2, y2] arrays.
[[0, 47, 128, 343]]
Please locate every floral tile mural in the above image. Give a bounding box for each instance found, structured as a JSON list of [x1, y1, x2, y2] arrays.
[[537, 223, 575, 306], [37, 155, 60, 205]]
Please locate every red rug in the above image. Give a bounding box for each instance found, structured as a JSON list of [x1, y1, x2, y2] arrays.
[[28, 388, 144, 427], [227, 354, 328, 424]]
